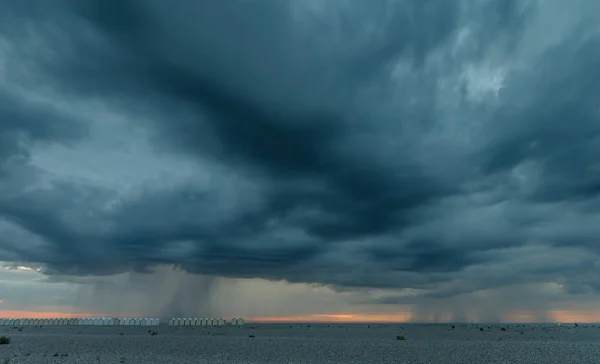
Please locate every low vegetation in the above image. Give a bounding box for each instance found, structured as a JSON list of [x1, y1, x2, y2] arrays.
[[0, 336, 10, 345], [396, 335, 406, 340]]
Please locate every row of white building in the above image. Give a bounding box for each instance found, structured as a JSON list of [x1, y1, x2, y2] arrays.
[[0, 317, 245, 327], [168, 317, 245, 326], [0, 318, 160, 326]]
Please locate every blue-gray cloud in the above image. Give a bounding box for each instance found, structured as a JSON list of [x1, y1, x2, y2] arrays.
[[1, 0, 600, 308]]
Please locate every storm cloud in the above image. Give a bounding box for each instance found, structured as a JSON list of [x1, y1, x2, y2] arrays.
[[1, 0, 600, 320]]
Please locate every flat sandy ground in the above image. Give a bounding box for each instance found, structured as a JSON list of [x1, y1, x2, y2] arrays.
[[1, 323, 600, 363]]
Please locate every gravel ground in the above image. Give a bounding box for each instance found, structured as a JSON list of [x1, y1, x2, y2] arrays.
[[1, 323, 599, 363]]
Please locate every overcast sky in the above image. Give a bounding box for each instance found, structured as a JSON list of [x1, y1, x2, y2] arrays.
[[1, 0, 600, 323]]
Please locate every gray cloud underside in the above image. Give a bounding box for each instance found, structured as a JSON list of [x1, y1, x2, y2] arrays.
[[2, 0, 600, 302]]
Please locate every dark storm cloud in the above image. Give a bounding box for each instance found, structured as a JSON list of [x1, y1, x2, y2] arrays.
[[0, 90, 87, 170], [480, 35, 600, 203], [1, 0, 600, 307]]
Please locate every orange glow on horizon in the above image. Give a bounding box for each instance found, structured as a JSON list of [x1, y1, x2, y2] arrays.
[[246, 310, 600, 323], [2, 310, 600, 323], [246, 313, 413, 323], [504, 311, 539, 323], [549, 310, 600, 323]]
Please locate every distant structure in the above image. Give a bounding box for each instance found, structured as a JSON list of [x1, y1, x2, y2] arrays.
[[230, 317, 245, 327], [165, 317, 241, 327], [0, 316, 245, 327], [0, 317, 160, 326]]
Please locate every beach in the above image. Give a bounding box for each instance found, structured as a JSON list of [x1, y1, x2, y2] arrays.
[[1, 323, 599, 363]]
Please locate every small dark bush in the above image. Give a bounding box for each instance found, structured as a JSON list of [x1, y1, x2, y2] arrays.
[[396, 335, 406, 340], [0, 336, 10, 345], [500, 327, 506, 331], [480, 328, 484, 331], [249, 334, 255, 338]]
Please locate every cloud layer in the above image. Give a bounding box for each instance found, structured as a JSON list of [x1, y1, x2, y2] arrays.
[[2, 0, 600, 318]]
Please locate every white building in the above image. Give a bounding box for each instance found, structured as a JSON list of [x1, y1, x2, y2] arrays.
[[230, 317, 245, 326]]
